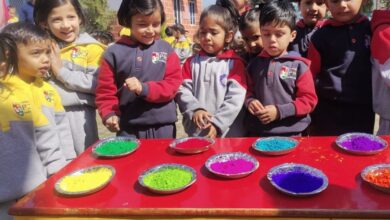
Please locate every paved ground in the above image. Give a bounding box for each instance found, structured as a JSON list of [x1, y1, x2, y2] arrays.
[[97, 110, 380, 139]]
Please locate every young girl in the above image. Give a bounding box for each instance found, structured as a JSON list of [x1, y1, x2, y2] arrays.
[[96, 0, 182, 139], [239, 6, 263, 62], [171, 24, 192, 65], [34, 0, 106, 154], [0, 26, 67, 220], [289, 0, 327, 57], [176, 0, 247, 138]]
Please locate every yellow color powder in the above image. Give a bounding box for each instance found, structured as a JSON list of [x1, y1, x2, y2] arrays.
[[58, 167, 113, 193]]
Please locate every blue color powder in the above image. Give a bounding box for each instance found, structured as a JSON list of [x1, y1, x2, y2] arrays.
[[271, 171, 324, 193], [255, 139, 296, 151]]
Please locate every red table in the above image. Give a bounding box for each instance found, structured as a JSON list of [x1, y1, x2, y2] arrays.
[[10, 137, 390, 220]]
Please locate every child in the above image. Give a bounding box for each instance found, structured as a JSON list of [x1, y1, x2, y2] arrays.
[[239, 6, 263, 62], [289, 0, 327, 57], [176, 0, 248, 138], [96, 0, 182, 139], [307, 0, 374, 136], [245, 0, 317, 137], [34, 0, 106, 154], [171, 23, 192, 65], [371, 10, 390, 135], [0, 27, 66, 219], [7, 5, 19, 24]]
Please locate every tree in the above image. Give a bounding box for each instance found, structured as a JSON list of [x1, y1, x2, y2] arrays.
[[80, 0, 115, 32]]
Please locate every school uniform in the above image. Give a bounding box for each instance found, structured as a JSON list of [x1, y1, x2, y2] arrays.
[[0, 76, 67, 219], [246, 51, 317, 136], [307, 15, 374, 135], [52, 33, 106, 154], [289, 19, 324, 57], [96, 38, 182, 138], [171, 36, 192, 64], [371, 10, 390, 135], [176, 50, 248, 137]]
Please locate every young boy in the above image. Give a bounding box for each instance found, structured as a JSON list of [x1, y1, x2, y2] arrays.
[[171, 24, 192, 65], [371, 9, 390, 135], [245, 0, 317, 137], [307, 0, 374, 136], [289, 0, 327, 57]]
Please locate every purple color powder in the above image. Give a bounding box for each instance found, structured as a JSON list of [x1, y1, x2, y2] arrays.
[[341, 136, 384, 151], [210, 159, 255, 174], [272, 171, 324, 193]]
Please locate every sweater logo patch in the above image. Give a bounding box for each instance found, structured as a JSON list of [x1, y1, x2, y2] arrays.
[[279, 66, 297, 80], [43, 90, 54, 103], [12, 101, 31, 117], [71, 48, 87, 59], [151, 52, 167, 64]]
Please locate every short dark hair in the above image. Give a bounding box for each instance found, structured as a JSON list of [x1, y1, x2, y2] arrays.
[[259, 0, 296, 31], [117, 0, 165, 28], [200, 0, 240, 34], [2, 22, 51, 45], [34, 0, 86, 27], [90, 31, 114, 45], [0, 33, 17, 75], [172, 24, 187, 35], [239, 8, 261, 32]]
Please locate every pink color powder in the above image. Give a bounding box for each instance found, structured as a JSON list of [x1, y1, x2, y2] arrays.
[[210, 159, 255, 174]]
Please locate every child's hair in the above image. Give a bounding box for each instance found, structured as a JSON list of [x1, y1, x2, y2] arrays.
[[199, 0, 240, 34], [0, 33, 17, 76], [239, 7, 261, 32], [172, 24, 187, 35], [165, 26, 174, 37], [90, 31, 114, 45], [117, 0, 166, 28], [2, 22, 51, 45], [259, 0, 296, 31], [33, 0, 86, 27]]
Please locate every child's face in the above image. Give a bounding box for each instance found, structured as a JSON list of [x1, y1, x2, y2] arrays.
[[44, 2, 81, 43], [17, 40, 51, 82], [260, 22, 296, 57], [242, 23, 263, 55], [130, 10, 162, 46], [199, 16, 233, 55], [299, 0, 327, 26], [9, 8, 16, 17], [325, 0, 364, 24]]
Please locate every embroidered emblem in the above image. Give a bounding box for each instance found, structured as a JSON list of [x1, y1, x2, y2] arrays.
[[219, 74, 227, 87], [71, 48, 78, 58], [12, 102, 31, 117], [71, 48, 87, 59], [151, 52, 168, 64], [279, 66, 289, 79], [43, 90, 54, 103]]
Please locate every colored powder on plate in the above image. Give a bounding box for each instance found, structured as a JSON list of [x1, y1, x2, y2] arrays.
[[59, 167, 112, 193], [143, 168, 193, 190], [210, 159, 255, 174], [255, 139, 296, 151], [340, 136, 384, 151], [365, 168, 390, 187], [176, 139, 210, 149], [271, 171, 324, 193], [96, 141, 137, 155]]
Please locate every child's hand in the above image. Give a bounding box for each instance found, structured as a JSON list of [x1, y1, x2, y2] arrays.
[[192, 110, 212, 129], [248, 99, 265, 116], [104, 115, 120, 132], [124, 77, 142, 95], [206, 124, 217, 138], [50, 41, 63, 77], [257, 105, 279, 125]]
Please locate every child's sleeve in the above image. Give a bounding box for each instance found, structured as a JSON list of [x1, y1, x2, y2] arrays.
[[138, 51, 183, 103], [211, 59, 247, 135], [176, 57, 203, 120], [33, 107, 67, 176], [290, 62, 318, 117], [96, 57, 120, 122], [53, 91, 77, 161], [56, 44, 105, 94], [371, 16, 390, 87]]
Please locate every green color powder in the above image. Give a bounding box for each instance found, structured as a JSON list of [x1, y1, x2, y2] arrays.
[[95, 141, 137, 156], [143, 168, 193, 190]]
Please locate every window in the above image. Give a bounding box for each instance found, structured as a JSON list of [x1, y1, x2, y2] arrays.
[[189, 0, 196, 25], [173, 0, 181, 24]]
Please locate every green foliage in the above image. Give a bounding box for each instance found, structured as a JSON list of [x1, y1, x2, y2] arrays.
[[79, 0, 115, 32]]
